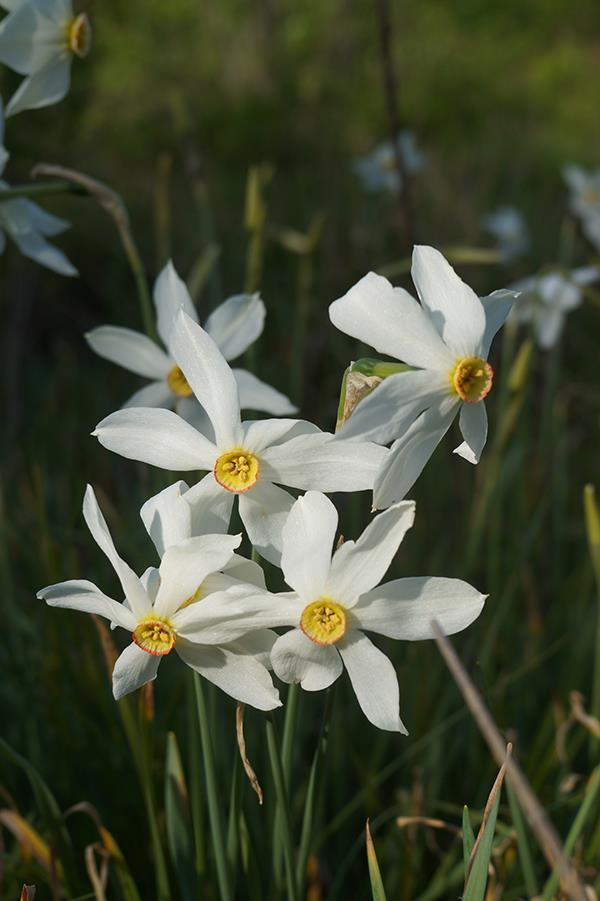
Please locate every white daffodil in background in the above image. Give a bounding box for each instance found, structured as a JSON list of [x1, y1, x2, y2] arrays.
[[329, 245, 517, 508], [509, 266, 598, 350], [354, 131, 422, 194], [37, 485, 282, 709], [0, 0, 91, 117], [93, 309, 388, 564], [264, 492, 486, 732], [86, 261, 296, 429], [0, 98, 77, 275], [483, 206, 530, 262]]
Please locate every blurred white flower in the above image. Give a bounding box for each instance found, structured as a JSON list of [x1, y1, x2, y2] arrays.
[[329, 245, 518, 508], [86, 262, 296, 430], [263, 492, 485, 732], [0, 97, 76, 274], [93, 309, 388, 565], [563, 164, 600, 251], [38, 485, 282, 708], [85, 263, 297, 434], [483, 206, 530, 262], [354, 131, 422, 194], [510, 266, 598, 349], [0, 0, 90, 117]]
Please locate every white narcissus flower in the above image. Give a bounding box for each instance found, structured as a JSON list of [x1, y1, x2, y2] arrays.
[[265, 492, 486, 732], [0, 98, 76, 275], [354, 131, 422, 194], [93, 309, 388, 565], [86, 261, 296, 429], [37, 485, 282, 708], [483, 206, 530, 262], [0, 0, 91, 117], [509, 266, 598, 350], [329, 245, 518, 508]]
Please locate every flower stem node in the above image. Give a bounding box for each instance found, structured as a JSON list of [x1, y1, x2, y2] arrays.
[[214, 449, 260, 493], [450, 357, 493, 404], [67, 13, 92, 58], [300, 597, 347, 646], [132, 617, 176, 656], [167, 365, 193, 397]]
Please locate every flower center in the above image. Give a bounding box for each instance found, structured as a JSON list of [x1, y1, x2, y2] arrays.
[[167, 365, 193, 397], [300, 597, 347, 646], [450, 356, 493, 404], [67, 13, 92, 58], [583, 186, 600, 206], [214, 449, 259, 493], [132, 617, 176, 656]]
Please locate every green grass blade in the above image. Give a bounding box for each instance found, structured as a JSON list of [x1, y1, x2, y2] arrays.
[[462, 806, 475, 879], [365, 819, 388, 901], [506, 779, 538, 897], [463, 788, 502, 901], [164, 731, 197, 901]]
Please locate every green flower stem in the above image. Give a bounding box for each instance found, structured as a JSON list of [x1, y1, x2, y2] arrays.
[[0, 180, 86, 201], [138, 749, 172, 901], [295, 691, 331, 896], [193, 673, 233, 901], [265, 715, 298, 901], [273, 683, 300, 880]]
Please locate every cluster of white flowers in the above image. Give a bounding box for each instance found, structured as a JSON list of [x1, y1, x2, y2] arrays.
[[0, 0, 88, 273], [563, 163, 600, 251], [483, 206, 530, 262], [354, 131, 422, 194], [39, 247, 512, 732]]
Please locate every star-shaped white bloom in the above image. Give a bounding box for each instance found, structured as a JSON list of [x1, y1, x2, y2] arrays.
[[483, 206, 530, 262], [509, 266, 598, 349], [0, 98, 76, 275], [354, 131, 422, 194], [329, 245, 518, 508], [93, 309, 388, 564], [0, 0, 91, 117], [37, 485, 282, 708], [86, 262, 296, 430], [259, 492, 486, 732]]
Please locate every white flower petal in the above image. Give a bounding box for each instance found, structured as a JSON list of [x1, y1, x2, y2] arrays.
[[140, 481, 192, 555], [411, 246, 486, 357], [233, 368, 297, 415], [86, 326, 172, 379], [22, 201, 69, 236], [0, 2, 59, 74], [37, 579, 136, 630], [176, 638, 281, 710], [242, 417, 319, 454], [82, 486, 150, 619], [6, 55, 71, 117], [154, 534, 241, 617], [271, 629, 343, 691], [153, 261, 198, 350], [169, 311, 242, 449], [329, 271, 453, 370], [336, 369, 449, 444], [222, 554, 266, 589], [353, 576, 486, 640], [204, 293, 265, 360], [7, 217, 77, 275], [175, 398, 215, 440], [93, 407, 217, 471], [175, 585, 299, 643], [112, 643, 161, 700], [123, 381, 173, 410], [238, 480, 296, 566], [373, 397, 458, 508], [536, 308, 563, 349], [479, 289, 518, 358], [329, 501, 415, 605], [453, 402, 488, 464], [281, 491, 338, 601], [571, 265, 599, 287], [338, 631, 407, 733], [230, 629, 278, 668], [262, 432, 388, 492], [183, 473, 235, 536]]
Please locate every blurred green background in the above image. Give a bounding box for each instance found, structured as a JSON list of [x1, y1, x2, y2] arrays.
[[1, 1, 600, 898]]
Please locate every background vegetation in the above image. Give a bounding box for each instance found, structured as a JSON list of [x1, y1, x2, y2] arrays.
[[1, 1, 600, 898]]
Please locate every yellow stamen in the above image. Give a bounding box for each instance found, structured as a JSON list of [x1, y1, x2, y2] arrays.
[[300, 597, 347, 646], [450, 356, 493, 404], [67, 13, 92, 58], [132, 616, 176, 656], [214, 449, 259, 493], [167, 365, 193, 397]]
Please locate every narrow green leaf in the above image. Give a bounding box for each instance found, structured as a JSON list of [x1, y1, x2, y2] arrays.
[[463, 789, 502, 901], [164, 731, 197, 901], [365, 820, 388, 901], [506, 779, 538, 897], [462, 806, 475, 879]]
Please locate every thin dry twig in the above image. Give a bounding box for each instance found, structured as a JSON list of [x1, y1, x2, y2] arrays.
[[431, 620, 588, 901], [396, 815, 461, 836], [236, 703, 263, 805]]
